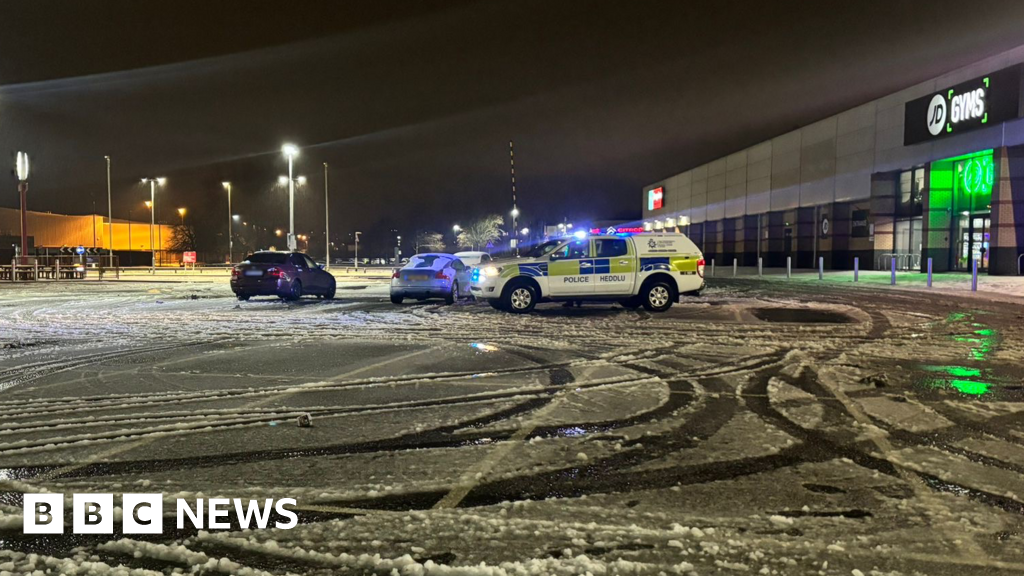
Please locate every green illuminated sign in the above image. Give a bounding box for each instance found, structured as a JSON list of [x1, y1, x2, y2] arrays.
[[957, 154, 994, 195]]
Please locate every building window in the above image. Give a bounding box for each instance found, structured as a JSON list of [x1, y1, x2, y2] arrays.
[[897, 167, 925, 218]]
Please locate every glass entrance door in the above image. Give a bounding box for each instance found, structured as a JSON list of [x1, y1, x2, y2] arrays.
[[956, 214, 991, 271]]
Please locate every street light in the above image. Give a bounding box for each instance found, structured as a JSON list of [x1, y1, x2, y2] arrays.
[[177, 207, 187, 225], [14, 152, 29, 264], [521, 227, 529, 235], [282, 143, 299, 251], [222, 182, 233, 263], [354, 231, 362, 268], [323, 162, 330, 269], [141, 177, 165, 273]]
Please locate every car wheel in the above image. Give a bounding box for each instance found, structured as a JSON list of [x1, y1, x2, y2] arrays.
[[237, 294, 250, 301], [325, 280, 336, 300], [641, 280, 674, 312], [445, 281, 458, 305], [390, 294, 404, 305], [287, 280, 302, 301], [502, 281, 537, 314], [619, 296, 641, 309]]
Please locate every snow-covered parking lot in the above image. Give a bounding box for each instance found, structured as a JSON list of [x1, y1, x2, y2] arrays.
[[0, 278, 1022, 575]]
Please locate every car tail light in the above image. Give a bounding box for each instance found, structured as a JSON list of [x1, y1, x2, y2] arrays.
[[267, 267, 284, 279], [392, 269, 400, 279], [231, 267, 240, 277], [696, 258, 706, 278], [435, 270, 450, 280]]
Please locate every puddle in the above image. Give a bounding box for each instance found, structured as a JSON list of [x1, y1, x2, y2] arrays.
[[918, 311, 1003, 397], [751, 308, 854, 324]]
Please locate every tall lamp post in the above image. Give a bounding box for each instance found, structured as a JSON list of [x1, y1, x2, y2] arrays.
[[510, 208, 520, 256], [452, 224, 460, 248], [354, 231, 361, 268], [323, 162, 330, 268], [141, 177, 165, 273], [282, 144, 299, 251], [15, 152, 29, 265], [105, 156, 113, 267], [177, 207, 187, 225], [222, 182, 233, 263]]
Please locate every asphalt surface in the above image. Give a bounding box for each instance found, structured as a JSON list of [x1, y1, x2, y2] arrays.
[[0, 278, 1022, 575]]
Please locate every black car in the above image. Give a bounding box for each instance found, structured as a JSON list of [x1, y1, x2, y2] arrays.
[[231, 251, 336, 301]]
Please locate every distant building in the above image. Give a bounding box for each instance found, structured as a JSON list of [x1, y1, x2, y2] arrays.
[[0, 207, 176, 264]]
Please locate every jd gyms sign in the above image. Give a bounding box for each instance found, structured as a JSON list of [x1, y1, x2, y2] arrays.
[[904, 64, 1023, 146]]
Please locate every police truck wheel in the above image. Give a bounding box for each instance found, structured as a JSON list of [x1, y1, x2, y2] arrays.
[[502, 282, 537, 313], [642, 280, 674, 312], [390, 294, 404, 305]]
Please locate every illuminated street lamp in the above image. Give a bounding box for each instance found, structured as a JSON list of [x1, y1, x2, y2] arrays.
[[275, 229, 282, 237], [177, 207, 187, 225], [14, 152, 29, 264], [510, 207, 520, 255], [282, 143, 299, 251], [222, 182, 233, 263], [521, 227, 529, 235], [141, 177, 166, 273]]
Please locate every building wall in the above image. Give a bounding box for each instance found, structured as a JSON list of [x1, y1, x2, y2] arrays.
[[0, 207, 175, 251], [643, 47, 1024, 216]]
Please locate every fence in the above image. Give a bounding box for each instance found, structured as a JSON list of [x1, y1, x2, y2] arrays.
[[0, 255, 120, 281], [876, 253, 920, 272]]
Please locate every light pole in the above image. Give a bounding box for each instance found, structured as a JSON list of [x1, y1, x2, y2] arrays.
[[105, 156, 113, 267], [354, 231, 361, 268], [177, 207, 186, 225], [282, 144, 299, 251], [15, 152, 29, 265], [141, 177, 165, 273], [222, 182, 233, 263], [452, 224, 460, 247], [510, 207, 520, 255], [323, 163, 331, 268]]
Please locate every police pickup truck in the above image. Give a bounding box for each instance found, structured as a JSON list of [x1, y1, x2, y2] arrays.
[[470, 233, 705, 313]]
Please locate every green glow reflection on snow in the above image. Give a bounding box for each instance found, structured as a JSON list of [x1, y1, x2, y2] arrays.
[[921, 313, 998, 396]]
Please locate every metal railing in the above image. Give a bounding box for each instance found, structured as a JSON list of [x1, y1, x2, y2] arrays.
[[0, 255, 120, 281], [877, 253, 920, 272]]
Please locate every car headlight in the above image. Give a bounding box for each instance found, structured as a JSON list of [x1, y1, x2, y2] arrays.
[[481, 265, 501, 277]]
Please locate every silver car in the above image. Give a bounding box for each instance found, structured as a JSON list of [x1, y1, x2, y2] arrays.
[[390, 253, 471, 305]]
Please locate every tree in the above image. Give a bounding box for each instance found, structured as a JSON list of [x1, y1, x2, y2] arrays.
[[457, 214, 504, 251], [168, 224, 198, 252], [414, 231, 446, 253]]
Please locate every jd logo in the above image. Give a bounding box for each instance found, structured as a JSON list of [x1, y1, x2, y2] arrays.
[[926, 94, 946, 136]]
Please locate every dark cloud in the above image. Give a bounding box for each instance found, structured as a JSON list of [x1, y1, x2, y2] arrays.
[[2, 0, 1024, 254]]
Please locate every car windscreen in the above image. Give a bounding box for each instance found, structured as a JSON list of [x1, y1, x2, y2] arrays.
[[245, 253, 288, 264], [522, 240, 562, 258], [406, 255, 450, 269]]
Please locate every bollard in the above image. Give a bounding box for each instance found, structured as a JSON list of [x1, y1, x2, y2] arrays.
[[56, 259, 60, 281], [890, 256, 896, 285], [758, 257, 763, 277], [711, 258, 715, 278], [854, 257, 859, 282], [786, 256, 791, 279], [927, 258, 933, 288], [733, 258, 737, 277], [818, 256, 823, 280], [972, 259, 978, 292]]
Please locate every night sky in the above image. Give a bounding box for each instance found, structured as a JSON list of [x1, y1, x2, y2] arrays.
[[3, 1, 1024, 254]]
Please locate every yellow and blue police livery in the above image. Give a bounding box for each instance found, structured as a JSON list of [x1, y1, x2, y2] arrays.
[[470, 233, 705, 313]]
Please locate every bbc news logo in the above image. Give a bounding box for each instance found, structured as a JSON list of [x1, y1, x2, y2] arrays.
[[23, 494, 298, 534]]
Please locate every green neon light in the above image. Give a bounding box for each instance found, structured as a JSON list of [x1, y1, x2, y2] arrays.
[[950, 379, 991, 395], [982, 113, 988, 124], [959, 154, 994, 195], [948, 89, 954, 98], [983, 77, 989, 87]]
